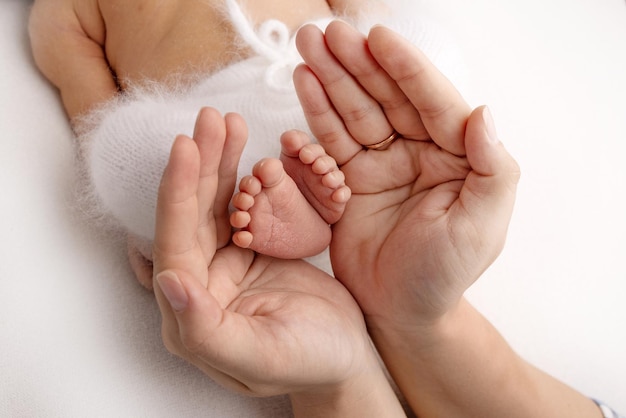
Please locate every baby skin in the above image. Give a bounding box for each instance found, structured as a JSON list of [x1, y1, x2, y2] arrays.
[[29, 0, 353, 119], [29, 0, 363, 287], [230, 130, 351, 258]]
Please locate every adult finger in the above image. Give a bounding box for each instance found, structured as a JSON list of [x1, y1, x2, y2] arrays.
[[153, 269, 248, 394], [152, 133, 209, 291], [152, 135, 202, 362], [367, 25, 472, 156], [460, 106, 520, 243], [295, 24, 392, 153], [215, 112, 248, 248], [323, 20, 427, 140], [293, 63, 362, 165], [192, 108, 227, 258], [153, 135, 201, 263], [154, 265, 271, 396]]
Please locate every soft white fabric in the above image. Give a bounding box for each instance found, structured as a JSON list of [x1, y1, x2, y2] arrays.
[[79, 0, 465, 254], [3, 0, 625, 417]]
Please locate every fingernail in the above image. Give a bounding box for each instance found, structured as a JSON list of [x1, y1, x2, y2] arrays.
[[156, 271, 189, 312], [482, 106, 500, 144]]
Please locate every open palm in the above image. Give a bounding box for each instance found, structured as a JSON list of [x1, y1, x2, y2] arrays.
[[295, 22, 520, 325], [152, 108, 373, 396]]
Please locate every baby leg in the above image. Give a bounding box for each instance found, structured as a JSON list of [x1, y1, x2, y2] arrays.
[[231, 132, 350, 258]]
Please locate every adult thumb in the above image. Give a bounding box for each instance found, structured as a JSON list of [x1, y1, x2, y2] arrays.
[[154, 270, 224, 357], [466, 106, 519, 176], [461, 106, 521, 246], [154, 269, 260, 395]]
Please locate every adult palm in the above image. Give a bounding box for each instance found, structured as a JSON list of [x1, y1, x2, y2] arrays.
[[152, 108, 373, 396], [295, 22, 520, 328]]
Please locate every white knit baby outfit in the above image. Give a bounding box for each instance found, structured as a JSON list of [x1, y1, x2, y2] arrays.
[[78, 0, 466, 269]]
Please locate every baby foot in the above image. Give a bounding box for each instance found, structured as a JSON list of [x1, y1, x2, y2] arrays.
[[279, 130, 351, 225], [231, 134, 350, 259]]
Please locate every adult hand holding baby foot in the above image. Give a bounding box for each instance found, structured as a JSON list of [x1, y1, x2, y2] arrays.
[[294, 21, 600, 418], [295, 20, 520, 332], [151, 107, 403, 417]]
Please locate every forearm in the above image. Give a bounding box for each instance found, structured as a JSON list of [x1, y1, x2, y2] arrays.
[[289, 359, 406, 418], [369, 298, 601, 418]]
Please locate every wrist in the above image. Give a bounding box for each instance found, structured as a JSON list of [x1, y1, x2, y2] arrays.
[[365, 298, 467, 354], [366, 299, 600, 418], [289, 351, 405, 418], [365, 298, 525, 415]]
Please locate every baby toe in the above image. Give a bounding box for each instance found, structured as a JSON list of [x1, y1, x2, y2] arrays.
[[312, 155, 338, 175], [238, 175, 262, 196], [280, 130, 312, 157], [322, 170, 346, 189], [253, 158, 285, 188], [299, 143, 326, 164], [230, 211, 252, 229], [232, 192, 255, 211]]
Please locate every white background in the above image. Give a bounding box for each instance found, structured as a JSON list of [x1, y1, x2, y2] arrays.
[[1, 0, 624, 416], [425, 0, 626, 412]]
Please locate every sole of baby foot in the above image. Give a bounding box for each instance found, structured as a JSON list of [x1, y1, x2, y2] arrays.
[[231, 158, 332, 259], [280, 130, 351, 225]]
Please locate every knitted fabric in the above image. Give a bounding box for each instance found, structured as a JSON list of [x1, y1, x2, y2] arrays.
[[77, 0, 466, 265]]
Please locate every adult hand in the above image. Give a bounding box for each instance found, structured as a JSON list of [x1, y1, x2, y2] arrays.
[[295, 21, 521, 328], [151, 108, 399, 416], [294, 22, 607, 418]]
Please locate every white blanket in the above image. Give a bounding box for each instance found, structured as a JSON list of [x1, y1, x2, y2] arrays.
[[1, 0, 624, 416]]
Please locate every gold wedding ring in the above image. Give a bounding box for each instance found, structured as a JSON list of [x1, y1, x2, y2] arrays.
[[364, 130, 401, 151]]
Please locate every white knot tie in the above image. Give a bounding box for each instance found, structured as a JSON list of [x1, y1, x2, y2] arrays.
[[226, 0, 302, 92]]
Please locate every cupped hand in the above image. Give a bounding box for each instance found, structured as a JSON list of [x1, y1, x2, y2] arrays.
[[295, 22, 520, 328], [151, 107, 375, 397]]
